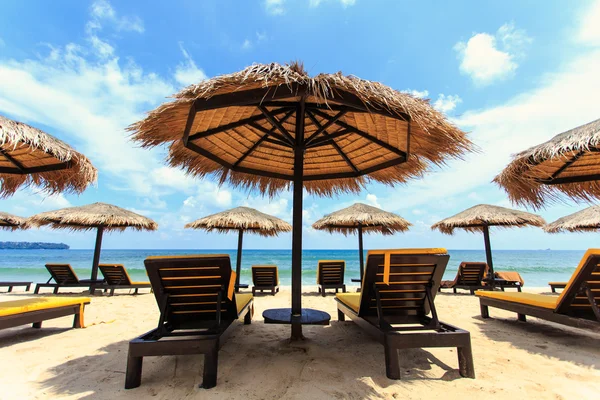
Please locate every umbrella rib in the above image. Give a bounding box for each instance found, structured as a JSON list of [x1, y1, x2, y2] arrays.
[[247, 120, 294, 148], [548, 150, 585, 180], [187, 107, 290, 142], [257, 106, 295, 146], [305, 111, 358, 173], [311, 109, 408, 160], [0, 149, 26, 172], [305, 129, 352, 148], [234, 109, 295, 167], [304, 110, 347, 146]]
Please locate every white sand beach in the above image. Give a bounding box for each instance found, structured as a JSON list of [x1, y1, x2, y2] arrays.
[[0, 286, 598, 399]]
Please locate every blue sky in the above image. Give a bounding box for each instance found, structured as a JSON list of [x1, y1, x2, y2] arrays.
[[1, 0, 600, 250]]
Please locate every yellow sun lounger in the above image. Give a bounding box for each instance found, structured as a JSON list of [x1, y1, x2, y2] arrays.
[[0, 297, 90, 330], [477, 249, 600, 332]]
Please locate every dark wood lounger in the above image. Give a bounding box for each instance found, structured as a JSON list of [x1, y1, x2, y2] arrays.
[[125, 254, 254, 390], [317, 260, 346, 296], [477, 249, 600, 333], [251, 265, 279, 295], [34, 264, 105, 294], [336, 248, 475, 380], [548, 282, 567, 293], [439, 262, 487, 294], [0, 281, 32, 292], [0, 297, 90, 330], [99, 264, 152, 296]]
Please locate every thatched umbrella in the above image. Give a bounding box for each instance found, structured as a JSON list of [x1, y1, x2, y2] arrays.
[[185, 206, 292, 291], [28, 203, 158, 291], [312, 203, 411, 281], [130, 62, 472, 339], [0, 115, 97, 197], [495, 117, 600, 208], [544, 205, 600, 233], [0, 211, 27, 230], [431, 204, 545, 279]]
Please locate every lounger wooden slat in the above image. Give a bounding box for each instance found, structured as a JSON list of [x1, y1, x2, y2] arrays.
[[336, 248, 475, 380], [477, 249, 600, 332], [251, 265, 279, 295], [0, 297, 90, 330], [34, 264, 105, 294], [0, 281, 32, 292], [99, 264, 152, 296], [125, 254, 253, 390], [317, 260, 346, 296]]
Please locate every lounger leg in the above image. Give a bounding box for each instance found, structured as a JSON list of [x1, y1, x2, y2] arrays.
[[384, 337, 400, 380], [201, 344, 219, 389], [551, 286, 556, 293], [517, 286, 522, 293], [517, 313, 526, 322], [337, 309, 345, 321], [32, 322, 42, 328], [134, 288, 139, 295], [453, 288, 457, 294], [271, 287, 275, 296], [470, 289, 475, 295], [125, 354, 143, 389], [34, 285, 40, 294], [252, 287, 256, 296], [244, 308, 252, 325], [25, 283, 31, 291], [343, 285, 346, 293], [322, 287, 325, 297], [480, 304, 489, 318], [110, 288, 115, 296], [73, 312, 83, 328], [7, 286, 12, 293], [458, 342, 475, 379], [53, 286, 59, 294]]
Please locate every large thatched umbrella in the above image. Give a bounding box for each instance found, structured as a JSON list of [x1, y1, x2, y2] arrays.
[[0, 115, 97, 197], [495, 118, 600, 208], [130, 62, 472, 339], [0, 211, 27, 230], [312, 203, 411, 281], [185, 206, 291, 292], [544, 205, 600, 233], [28, 203, 158, 291], [432, 204, 545, 279]]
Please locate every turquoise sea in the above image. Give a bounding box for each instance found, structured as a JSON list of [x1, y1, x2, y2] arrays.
[[0, 249, 584, 288]]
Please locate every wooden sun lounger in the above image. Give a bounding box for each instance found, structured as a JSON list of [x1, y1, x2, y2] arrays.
[[251, 265, 279, 295], [0, 297, 90, 330], [34, 264, 105, 294], [477, 249, 600, 333], [487, 271, 524, 292], [548, 282, 567, 293], [125, 255, 254, 390], [439, 262, 487, 294], [99, 264, 152, 296], [0, 281, 32, 292], [336, 248, 475, 380], [317, 260, 346, 296]]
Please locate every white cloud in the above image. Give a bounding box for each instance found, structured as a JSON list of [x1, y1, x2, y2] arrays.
[[310, 0, 356, 7], [88, 35, 114, 58], [454, 23, 531, 86], [174, 43, 208, 87], [404, 89, 429, 98], [242, 39, 252, 50], [433, 94, 462, 113], [365, 194, 381, 208], [88, 0, 144, 33], [578, 0, 600, 46], [265, 0, 286, 15]]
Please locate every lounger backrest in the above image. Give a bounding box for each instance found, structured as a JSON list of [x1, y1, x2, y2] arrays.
[[252, 265, 279, 286], [317, 260, 345, 285], [457, 262, 487, 285], [555, 249, 600, 320], [45, 264, 79, 284], [99, 264, 132, 285], [358, 249, 449, 318], [144, 255, 239, 329]]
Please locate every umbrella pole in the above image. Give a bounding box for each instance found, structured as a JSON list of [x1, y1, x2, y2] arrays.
[[358, 223, 364, 281], [235, 229, 243, 292], [290, 100, 306, 340], [90, 226, 104, 294], [482, 225, 495, 289]]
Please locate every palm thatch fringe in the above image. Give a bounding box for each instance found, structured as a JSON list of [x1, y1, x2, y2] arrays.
[[495, 118, 600, 208], [312, 203, 410, 235], [431, 204, 546, 235], [27, 202, 158, 232], [0, 115, 97, 197], [544, 205, 600, 233], [0, 211, 27, 230], [185, 206, 291, 237]]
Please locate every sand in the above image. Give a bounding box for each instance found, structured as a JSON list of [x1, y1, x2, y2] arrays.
[[0, 286, 598, 399]]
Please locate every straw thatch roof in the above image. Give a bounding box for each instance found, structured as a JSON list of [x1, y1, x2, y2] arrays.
[[544, 205, 600, 233], [431, 204, 546, 234], [185, 206, 291, 237], [0, 115, 97, 197], [27, 202, 158, 232], [312, 203, 411, 235], [495, 118, 600, 208], [130, 62, 472, 196], [0, 211, 27, 230]]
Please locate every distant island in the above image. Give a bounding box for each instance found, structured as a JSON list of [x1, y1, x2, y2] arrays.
[[0, 241, 70, 250]]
